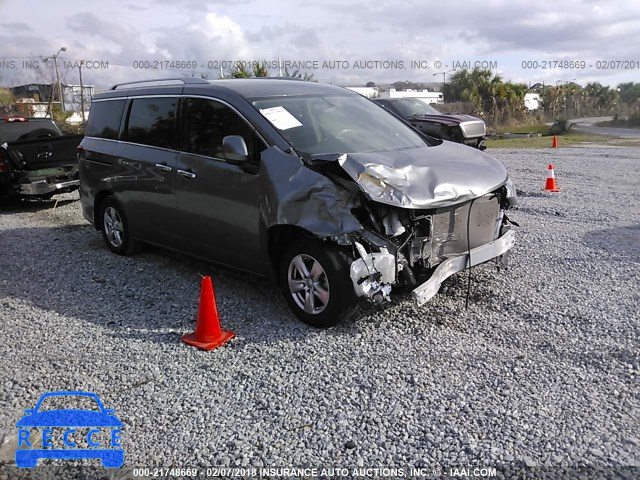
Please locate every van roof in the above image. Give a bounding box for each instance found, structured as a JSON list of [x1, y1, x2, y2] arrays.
[[95, 78, 350, 101]]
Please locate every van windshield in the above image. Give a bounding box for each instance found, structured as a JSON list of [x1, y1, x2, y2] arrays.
[[252, 94, 428, 157]]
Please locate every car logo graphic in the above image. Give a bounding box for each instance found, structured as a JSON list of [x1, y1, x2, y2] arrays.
[[15, 391, 123, 468]]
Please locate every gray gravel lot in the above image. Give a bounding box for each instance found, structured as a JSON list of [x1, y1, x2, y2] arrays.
[[0, 146, 638, 478]]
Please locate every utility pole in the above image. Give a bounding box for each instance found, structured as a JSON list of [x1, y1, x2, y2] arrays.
[[433, 69, 455, 85], [54, 48, 66, 113], [44, 47, 67, 115], [79, 60, 86, 123]]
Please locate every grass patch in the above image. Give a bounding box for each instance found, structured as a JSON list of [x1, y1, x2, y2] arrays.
[[486, 132, 616, 149]]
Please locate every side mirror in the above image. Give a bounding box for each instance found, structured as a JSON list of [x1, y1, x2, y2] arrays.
[[24, 409, 34, 415], [222, 135, 249, 163]]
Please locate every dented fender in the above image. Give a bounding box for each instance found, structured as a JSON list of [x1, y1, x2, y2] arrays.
[[259, 146, 364, 238], [259, 147, 399, 302]]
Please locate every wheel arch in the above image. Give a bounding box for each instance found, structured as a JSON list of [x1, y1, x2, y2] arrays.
[[267, 224, 320, 276], [93, 190, 115, 230]]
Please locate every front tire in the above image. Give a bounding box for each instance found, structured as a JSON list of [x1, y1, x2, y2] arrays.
[[279, 238, 357, 328], [99, 196, 139, 255]]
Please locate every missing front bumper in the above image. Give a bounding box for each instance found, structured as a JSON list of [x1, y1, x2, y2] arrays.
[[412, 229, 515, 306]]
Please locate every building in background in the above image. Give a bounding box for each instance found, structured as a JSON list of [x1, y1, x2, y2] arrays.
[[345, 86, 444, 104], [345, 86, 380, 98], [524, 93, 541, 111], [381, 88, 444, 104], [62, 84, 94, 115], [9, 83, 94, 118]]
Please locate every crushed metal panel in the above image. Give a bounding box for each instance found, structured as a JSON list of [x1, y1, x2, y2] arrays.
[[320, 141, 508, 209], [260, 146, 363, 237]]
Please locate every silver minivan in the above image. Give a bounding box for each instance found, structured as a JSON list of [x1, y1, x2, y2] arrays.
[[79, 78, 516, 327]]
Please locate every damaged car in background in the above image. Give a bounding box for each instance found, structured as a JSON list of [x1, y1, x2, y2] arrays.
[[374, 97, 487, 150], [79, 78, 516, 327]]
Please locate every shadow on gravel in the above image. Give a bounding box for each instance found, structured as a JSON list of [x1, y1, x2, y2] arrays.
[[439, 270, 500, 304], [0, 225, 366, 348], [583, 224, 640, 263], [515, 188, 548, 198], [0, 196, 79, 214], [1, 222, 507, 348]]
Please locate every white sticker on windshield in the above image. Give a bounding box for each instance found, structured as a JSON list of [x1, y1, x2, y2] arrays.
[[259, 106, 303, 130]]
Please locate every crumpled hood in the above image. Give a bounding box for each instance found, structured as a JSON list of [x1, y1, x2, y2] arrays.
[[311, 141, 508, 209]]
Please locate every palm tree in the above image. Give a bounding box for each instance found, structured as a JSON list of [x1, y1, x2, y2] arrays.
[[226, 61, 270, 78], [541, 85, 563, 118], [283, 68, 316, 82], [444, 67, 494, 114]]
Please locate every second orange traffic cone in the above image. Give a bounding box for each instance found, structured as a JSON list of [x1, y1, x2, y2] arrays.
[[551, 135, 558, 148], [181, 276, 235, 350], [543, 163, 560, 192]]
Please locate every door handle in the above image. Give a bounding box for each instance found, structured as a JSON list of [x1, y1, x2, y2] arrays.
[[177, 169, 196, 179], [155, 163, 172, 172]]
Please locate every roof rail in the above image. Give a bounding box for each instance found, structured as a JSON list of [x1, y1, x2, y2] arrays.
[[220, 76, 307, 81], [110, 77, 210, 90]]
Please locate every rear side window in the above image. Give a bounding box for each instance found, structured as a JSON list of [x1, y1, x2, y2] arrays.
[[182, 98, 255, 158], [126, 97, 177, 148], [85, 100, 125, 140]]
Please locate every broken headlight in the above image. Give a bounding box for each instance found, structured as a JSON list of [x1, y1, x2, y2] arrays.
[[505, 176, 518, 208]]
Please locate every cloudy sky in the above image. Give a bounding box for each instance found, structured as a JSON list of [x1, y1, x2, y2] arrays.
[[1, 0, 639, 90]]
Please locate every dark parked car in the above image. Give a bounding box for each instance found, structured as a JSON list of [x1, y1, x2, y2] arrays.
[[0, 117, 82, 201], [374, 98, 487, 149], [79, 78, 516, 327]]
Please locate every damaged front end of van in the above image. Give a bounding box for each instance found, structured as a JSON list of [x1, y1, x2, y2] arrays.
[[261, 140, 517, 307]]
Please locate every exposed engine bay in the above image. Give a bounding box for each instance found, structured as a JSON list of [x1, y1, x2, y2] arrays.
[[339, 187, 516, 305]]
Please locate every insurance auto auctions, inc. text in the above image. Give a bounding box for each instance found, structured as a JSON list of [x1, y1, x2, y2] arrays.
[[151, 466, 498, 478]]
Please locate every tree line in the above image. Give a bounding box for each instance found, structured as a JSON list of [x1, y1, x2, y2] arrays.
[[442, 67, 640, 125]]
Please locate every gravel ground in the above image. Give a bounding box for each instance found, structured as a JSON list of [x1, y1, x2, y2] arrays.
[[0, 146, 638, 479]]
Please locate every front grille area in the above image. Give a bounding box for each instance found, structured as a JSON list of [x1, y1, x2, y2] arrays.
[[429, 194, 501, 265], [459, 120, 486, 138]]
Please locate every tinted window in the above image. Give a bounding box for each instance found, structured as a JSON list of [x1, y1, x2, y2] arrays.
[[182, 98, 255, 158], [126, 97, 177, 148], [85, 99, 125, 140]]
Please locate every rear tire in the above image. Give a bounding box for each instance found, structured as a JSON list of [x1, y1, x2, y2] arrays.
[[279, 238, 358, 328], [99, 196, 140, 255]]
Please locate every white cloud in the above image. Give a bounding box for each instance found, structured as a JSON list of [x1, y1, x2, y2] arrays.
[[0, 0, 638, 88]]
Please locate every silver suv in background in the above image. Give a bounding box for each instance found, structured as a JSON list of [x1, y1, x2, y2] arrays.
[[79, 78, 516, 327]]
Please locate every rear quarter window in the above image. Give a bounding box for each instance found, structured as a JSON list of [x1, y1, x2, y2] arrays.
[[125, 97, 177, 149], [85, 100, 126, 140]]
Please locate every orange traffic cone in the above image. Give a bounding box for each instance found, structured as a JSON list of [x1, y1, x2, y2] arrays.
[[181, 276, 235, 350], [543, 163, 560, 192], [551, 135, 558, 148]]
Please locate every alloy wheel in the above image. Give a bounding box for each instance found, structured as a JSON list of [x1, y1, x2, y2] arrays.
[[103, 206, 124, 248], [287, 254, 330, 314]]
